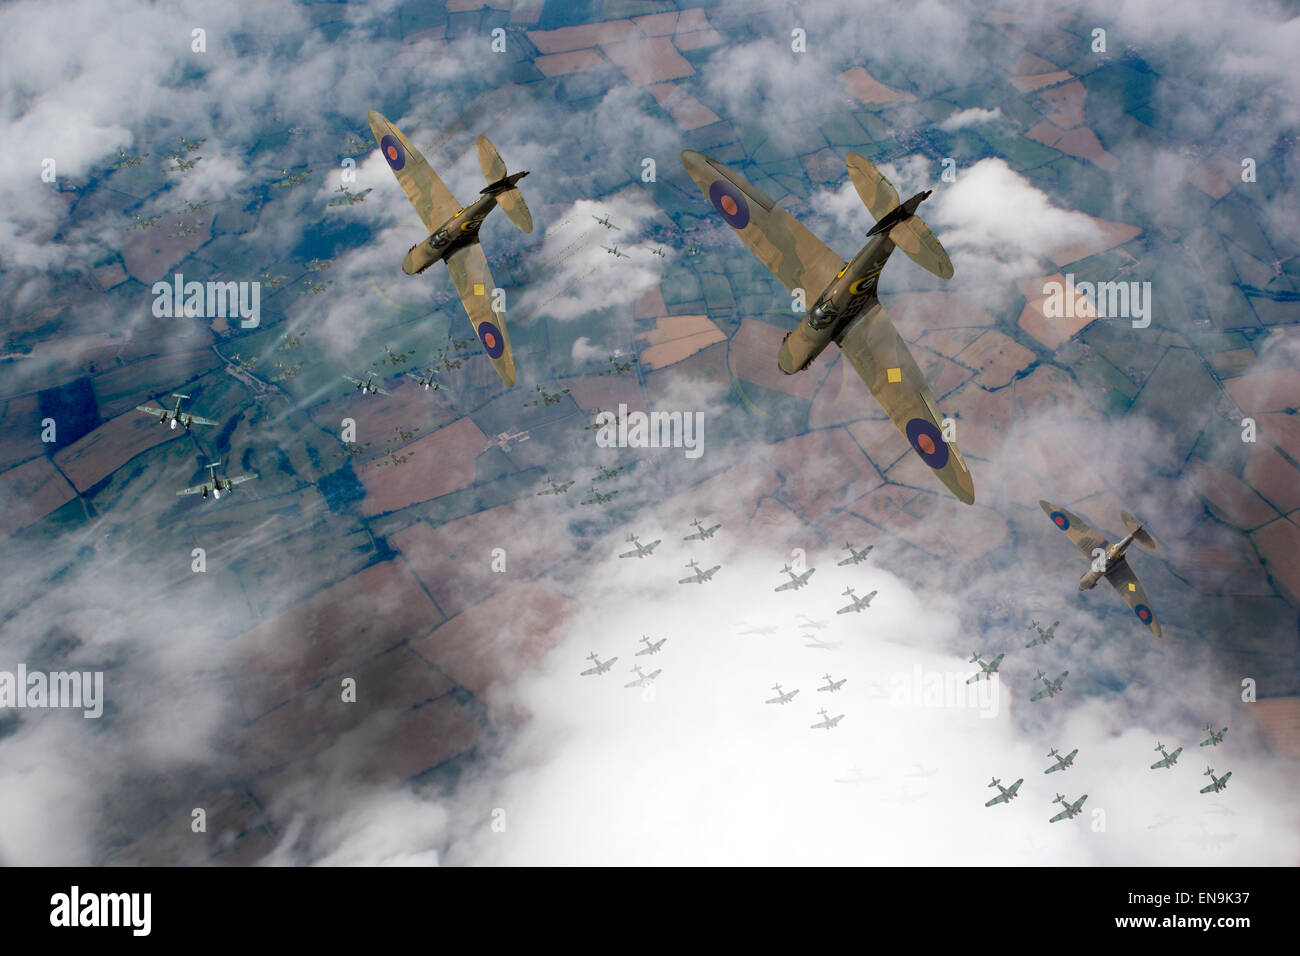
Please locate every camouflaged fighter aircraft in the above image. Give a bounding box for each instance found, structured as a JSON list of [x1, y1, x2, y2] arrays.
[[368, 110, 532, 387], [1040, 500, 1162, 636], [177, 463, 256, 501], [681, 150, 974, 504]]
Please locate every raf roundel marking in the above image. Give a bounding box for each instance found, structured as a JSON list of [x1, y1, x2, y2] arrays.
[[478, 320, 505, 359], [708, 179, 750, 230], [1134, 604, 1152, 624], [905, 417, 949, 470], [380, 134, 406, 171], [1050, 510, 1070, 530]]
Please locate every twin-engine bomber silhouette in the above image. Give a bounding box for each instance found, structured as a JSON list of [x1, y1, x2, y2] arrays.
[[368, 110, 532, 387]]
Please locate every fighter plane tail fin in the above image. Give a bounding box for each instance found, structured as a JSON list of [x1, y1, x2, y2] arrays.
[[846, 152, 953, 279], [1121, 510, 1157, 550], [476, 135, 533, 234]]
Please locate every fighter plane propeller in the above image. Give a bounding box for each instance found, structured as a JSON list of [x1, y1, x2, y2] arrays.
[[135, 393, 218, 431]]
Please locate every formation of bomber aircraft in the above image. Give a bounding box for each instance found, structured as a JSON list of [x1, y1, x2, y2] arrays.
[[124, 108, 1216, 829]]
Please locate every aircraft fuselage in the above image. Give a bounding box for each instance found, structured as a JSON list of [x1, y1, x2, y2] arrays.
[[778, 232, 894, 374], [402, 194, 497, 275], [1077, 530, 1139, 590]]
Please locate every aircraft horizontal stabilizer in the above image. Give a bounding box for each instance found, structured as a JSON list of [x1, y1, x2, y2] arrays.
[[476, 135, 533, 233], [1121, 510, 1157, 550], [888, 214, 954, 280]]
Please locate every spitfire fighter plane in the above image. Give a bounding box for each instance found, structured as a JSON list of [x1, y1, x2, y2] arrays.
[[344, 372, 390, 395], [985, 777, 1023, 807], [618, 534, 661, 559], [580, 652, 617, 676], [678, 559, 720, 584], [1040, 500, 1162, 636], [135, 393, 217, 430], [811, 709, 844, 730], [1151, 742, 1183, 770], [368, 110, 532, 387], [966, 652, 1005, 684], [1026, 619, 1060, 648], [1045, 748, 1078, 774], [765, 683, 799, 705], [635, 635, 666, 656], [682, 149, 974, 504], [1199, 766, 1232, 794], [818, 673, 847, 693], [835, 586, 877, 614], [683, 518, 721, 541], [177, 463, 256, 501], [837, 543, 873, 566], [775, 564, 816, 592], [1200, 724, 1228, 747], [1050, 793, 1088, 822], [1030, 669, 1069, 702]]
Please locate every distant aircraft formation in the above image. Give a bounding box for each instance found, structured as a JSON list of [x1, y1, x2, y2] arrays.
[[581, 634, 670, 689]]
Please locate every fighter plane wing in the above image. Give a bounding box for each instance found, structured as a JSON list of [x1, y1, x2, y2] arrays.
[[227, 474, 256, 487], [774, 579, 798, 592], [177, 483, 208, 497], [445, 243, 516, 387], [680, 150, 844, 298], [135, 404, 168, 418], [1105, 559, 1162, 636], [366, 110, 459, 233], [182, 414, 218, 427], [1039, 500, 1108, 556], [838, 301, 975, 504], [845, 152, 900, 220]]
